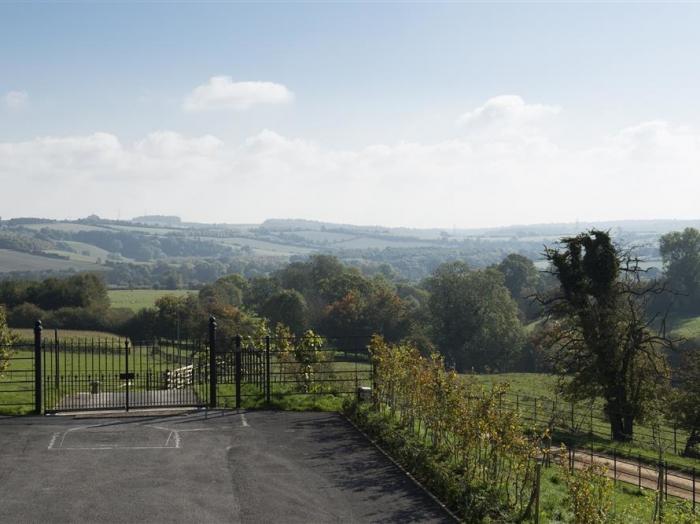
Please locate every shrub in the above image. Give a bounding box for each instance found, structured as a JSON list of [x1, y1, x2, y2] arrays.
[[364, 335, 542, 521], [0, 306, 19, 375], [562, 458, 613, 524]]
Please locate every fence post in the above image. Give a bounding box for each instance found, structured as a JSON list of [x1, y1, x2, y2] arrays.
[[664, 461, 668, 501], [235, 335, 242, 409], [208, 316, 217, 408], [638, 455, 642, 489], [534, 398, 538, 425], [674, 424, 678, 455], [613, 450, 617, 484], [265, 335, 271, 405], [570, 401, 574, 430], [33, 320, 42, 415], [693, 467, 696, 512], [534, 462, 541, 524]]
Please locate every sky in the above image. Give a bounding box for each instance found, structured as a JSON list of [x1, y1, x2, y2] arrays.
[[1, 2, 700, 229]]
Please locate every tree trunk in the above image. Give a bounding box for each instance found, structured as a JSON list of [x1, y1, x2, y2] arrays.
[[683, 429, 700, 458], [608, 404, 634, 442]]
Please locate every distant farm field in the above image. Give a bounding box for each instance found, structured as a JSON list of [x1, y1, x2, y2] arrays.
[[11, 328, 124, 342], [0, 248, 105, 273], [469, 372, 559, 398], [668, 314, 700, 339], [108, 289, 196, 311]]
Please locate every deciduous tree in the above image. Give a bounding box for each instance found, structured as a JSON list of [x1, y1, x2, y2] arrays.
[[541, 230, 673, 441]]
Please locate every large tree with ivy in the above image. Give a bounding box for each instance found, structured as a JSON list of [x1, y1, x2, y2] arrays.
[[541, 230, 673, 441]]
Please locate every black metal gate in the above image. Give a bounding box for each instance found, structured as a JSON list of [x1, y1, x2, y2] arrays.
[[29, 318, 371, 413], [37, 323, 209, 413]]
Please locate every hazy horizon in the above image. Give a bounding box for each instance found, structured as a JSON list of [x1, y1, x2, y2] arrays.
[[2, 3, 700, 228]]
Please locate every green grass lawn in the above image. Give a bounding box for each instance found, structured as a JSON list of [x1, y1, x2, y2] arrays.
[[108, 289, 196, 312], [0, 350, 35, 414]]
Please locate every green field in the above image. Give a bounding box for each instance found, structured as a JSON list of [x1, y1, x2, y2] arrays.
[[668, 314, 700, 339], [0, 248, 104, 273], [11, 328, 123, 342], [471, 372, 700, 472], [0, 349, 35, 414], [108, 289, 196, 311], [538, 464, 678, 523]]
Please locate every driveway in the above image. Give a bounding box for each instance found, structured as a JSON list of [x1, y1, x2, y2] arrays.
[[0, 410, 453, 523]]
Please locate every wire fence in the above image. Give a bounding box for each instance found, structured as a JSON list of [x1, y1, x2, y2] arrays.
[[503, 392, 683, 451], [544, 443, 699, 508]]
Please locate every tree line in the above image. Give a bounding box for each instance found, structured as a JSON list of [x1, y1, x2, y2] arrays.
[[4, 226, 700, 454]]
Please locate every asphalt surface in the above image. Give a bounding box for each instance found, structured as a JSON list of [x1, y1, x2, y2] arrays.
[[0, 410, 453, 523]]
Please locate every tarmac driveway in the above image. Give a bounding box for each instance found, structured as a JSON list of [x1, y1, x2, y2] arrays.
[[0, 410, 453, 523]]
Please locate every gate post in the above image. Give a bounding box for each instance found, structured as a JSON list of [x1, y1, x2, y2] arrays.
[[235, 335, 242, 409], [209, 316, 217, 408], [265, 336, 271, 404], [125, 339, 130, 412], [34, 320, 42, 414]]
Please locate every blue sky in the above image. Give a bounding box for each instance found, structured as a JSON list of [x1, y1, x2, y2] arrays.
[[1, 2, 700, 227]]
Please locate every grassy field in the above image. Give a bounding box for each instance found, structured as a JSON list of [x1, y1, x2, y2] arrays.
[[669, 314, 700, 339], [108, 289, 196, 311], [11, 328, 123, 342], [538, 463, 677, 522], [470, 371, 559, 398], [0, 248, 104, 273], [0, 349, 35, 414], [471, 372, 700, 473]]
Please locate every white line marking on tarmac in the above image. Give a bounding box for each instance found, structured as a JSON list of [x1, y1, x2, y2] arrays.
[[241, 414, 249, 427], [58, 446, 180, 451], [47, 432, 60, 450]]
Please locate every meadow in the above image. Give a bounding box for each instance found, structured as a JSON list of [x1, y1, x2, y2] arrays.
[[471, 372, 700, 473], [108, 289, 196, 312], [0, 248, 103, 273]]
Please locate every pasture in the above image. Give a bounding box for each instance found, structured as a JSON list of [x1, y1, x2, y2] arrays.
[[0, 249, 104, 273], [11, 328, 123, 342], [108, 289, 196, 312], [471, 372, 700, 472]]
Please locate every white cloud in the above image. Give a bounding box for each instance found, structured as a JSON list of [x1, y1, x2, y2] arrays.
[[3, 90, 28, 110], [183, 76, 293, 112], [1, 97, 699, 227], [457, 95, 560, 133]]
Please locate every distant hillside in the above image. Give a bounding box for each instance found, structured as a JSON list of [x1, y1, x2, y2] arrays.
[[1, 214, 693, 284], [131, 215, 182, 226]]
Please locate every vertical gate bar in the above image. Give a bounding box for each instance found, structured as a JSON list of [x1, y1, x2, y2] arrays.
[[208, 317, 217, 408], [34, 320, 42, 414], [235, 335, 242, 409], [693, 467, 696, 512], [54, 329, 59, 391], [125, 339, 130, 412], [265, 336, 271, 404]]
